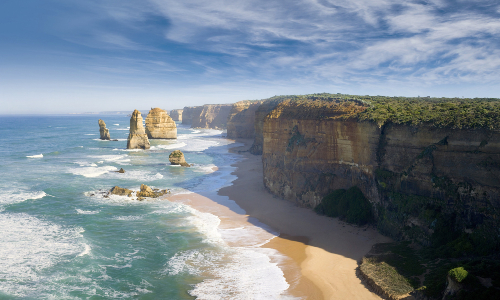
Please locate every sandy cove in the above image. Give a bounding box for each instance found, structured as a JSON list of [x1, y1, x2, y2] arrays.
[[168, 139, 391, 299]]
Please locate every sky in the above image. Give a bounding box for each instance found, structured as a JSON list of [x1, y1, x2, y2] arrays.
[[1, 0, 499, 114]]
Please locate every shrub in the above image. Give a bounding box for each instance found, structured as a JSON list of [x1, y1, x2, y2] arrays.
[[315, 186, 373, 225], [449, 267, 468, 283]]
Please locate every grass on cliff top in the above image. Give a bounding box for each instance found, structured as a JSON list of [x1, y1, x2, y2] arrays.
[[260, 92, 500, 130]]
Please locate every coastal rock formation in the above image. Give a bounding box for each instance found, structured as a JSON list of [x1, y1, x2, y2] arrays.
[[169, 150, 190, 167], [227, 100, 264, 139], [169, 109, 183, 122], [98, 119, 110, 140], [191, 104, 232, 129], [261, 97, 500, 248], [249, 99, 284, 154], [127, 109, 151, 149], [110, 186, 133, 197], [136, 184, 169, 200], [145, 108, 177, 139], [181, 106, 203, 125]]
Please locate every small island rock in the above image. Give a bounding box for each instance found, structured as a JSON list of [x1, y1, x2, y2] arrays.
[[110, 186, 133, 197], [169, 150, 190, 167], [136, 184, 169, 200], [98, 119, 110, 140], [127, 109, 150, 149]]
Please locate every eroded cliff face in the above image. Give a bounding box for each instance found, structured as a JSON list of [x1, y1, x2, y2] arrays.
[[262, 99, 500, 247], [181, 106, 203, 125], [191, 104, 232, 129], [145, 108, 177, 139], [227, 100, 264, 139], [249, 100, 283, 154], [169, 109, 183, 122], [127, 109, 150, 149]]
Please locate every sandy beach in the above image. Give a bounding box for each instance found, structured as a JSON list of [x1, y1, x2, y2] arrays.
[[168, 139, 391, 299]]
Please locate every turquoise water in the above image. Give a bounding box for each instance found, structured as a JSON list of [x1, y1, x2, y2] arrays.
[[0, 115, 292, 299]]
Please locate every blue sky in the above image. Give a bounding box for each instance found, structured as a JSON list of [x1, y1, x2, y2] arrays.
[[1, 0, 499, 113]]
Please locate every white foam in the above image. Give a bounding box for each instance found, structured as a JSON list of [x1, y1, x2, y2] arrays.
[[69, 165, 118, 177], [150, 142, 187, 150], [90, 154, 130, 164], [113, 215, 143, 221], [76, 209, 99, 215], [77, 244, 92, 257], [0, 190, 46, 206], [114, 124, 119, 126], [192, 164, 218, 174], [107, 170, 163, 181], [26, 154, 43, 158], [0, 213, 85, 296], [84, 133, 97, 135]]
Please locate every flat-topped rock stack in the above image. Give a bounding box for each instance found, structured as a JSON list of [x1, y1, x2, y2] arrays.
[[145, 108, 177, 139], [127, 109, 150, 149], [98, 119, 110, 140], [169, 109, 183, 122]]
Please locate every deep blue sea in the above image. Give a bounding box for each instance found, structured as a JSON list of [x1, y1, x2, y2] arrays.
[[0, 115, 292, 299]]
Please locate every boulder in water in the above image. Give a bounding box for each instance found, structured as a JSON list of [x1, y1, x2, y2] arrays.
[[169, 150, 190, 167], [109, 186, 133, 197], [127, 110, 150, 149], [136, 184, 169, 200], [98, 119, 110, 140]]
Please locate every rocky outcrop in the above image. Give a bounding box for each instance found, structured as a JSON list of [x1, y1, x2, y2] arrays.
[[191, 104, 232, 129], [127, 109, 151, 149], [110, 186, 133, 197], [145, 108, 177, 139], [98, 119, 110, 140], [136, 184, 169, 200], [262, 98, 500, 248], [227, 100, 264, 139], [169, 150, 190, 167], [181, 106, 203, 125], [170, 109, 183, 122]]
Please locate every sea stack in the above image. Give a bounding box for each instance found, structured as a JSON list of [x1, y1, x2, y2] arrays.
[[145, 108, 177, 139], [169, 109, 183, 122], [98, 119, 110, 140], [169, 150, 190, 167], [127, 109, 150, 149]]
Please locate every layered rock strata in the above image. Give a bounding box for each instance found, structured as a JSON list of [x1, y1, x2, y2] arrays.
[[169, 150, 190, 167], [181, 106, 203, 125], [249, 99, 284, 154], [262, 99, 500, 247], [169, 109, 183, 122], [145, 108, 177, 139], [98, 119, 110, 140], [227, 100, 264, 139], [191, 104, 232, 129], [127, 109, 150, 149]]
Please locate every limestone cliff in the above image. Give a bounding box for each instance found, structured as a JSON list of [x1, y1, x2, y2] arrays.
[[98, 119, 110, 140], [227, 100, 264, 139], [181, 106, 203, 125], [191, 104, 232, 129], [169, 109, 183, 122], [127, 109, 150, 149], [261, 98, 500, 249], [145, 108, 177, 139]]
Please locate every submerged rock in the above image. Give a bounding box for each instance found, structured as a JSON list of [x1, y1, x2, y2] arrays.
[[98, 119, 110, 140], [109, 186, 133, 197], [169, 150, 190, 167], [114, 168, 125, 173], [145, 108, 177, 139], [127, 109, 150, 149]]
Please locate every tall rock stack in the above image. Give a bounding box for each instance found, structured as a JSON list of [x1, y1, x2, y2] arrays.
[[127, 109, 150, 149], [145, 108, 177, 139], [169, 109, 183, 122], [98, 119, 110, 140]]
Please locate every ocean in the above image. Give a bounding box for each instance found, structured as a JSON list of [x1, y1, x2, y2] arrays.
[[0, 115, 294, 299]]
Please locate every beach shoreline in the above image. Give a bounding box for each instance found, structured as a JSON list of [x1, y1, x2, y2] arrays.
[[165, 137, 391, 299], [217, 139, 392, 300]]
